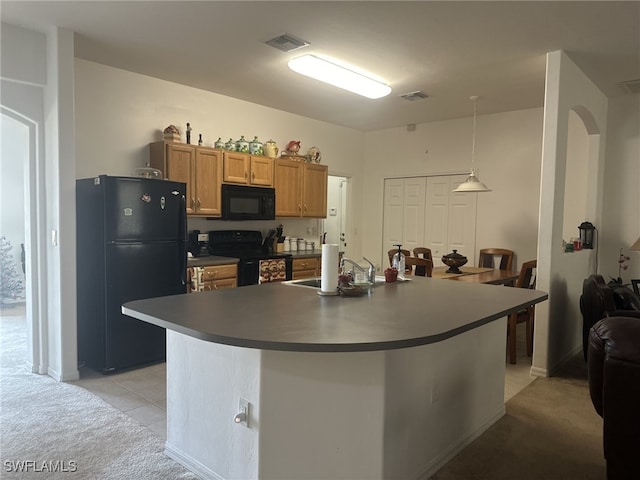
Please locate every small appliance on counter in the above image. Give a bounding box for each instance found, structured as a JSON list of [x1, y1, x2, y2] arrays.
[[189, 230, 210, 257]]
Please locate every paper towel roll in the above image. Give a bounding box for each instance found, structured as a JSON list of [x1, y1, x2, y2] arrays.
[[320, 244, 339, 294]]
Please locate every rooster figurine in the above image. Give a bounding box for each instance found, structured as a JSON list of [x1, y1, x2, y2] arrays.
[[284, 140, 301, 155]]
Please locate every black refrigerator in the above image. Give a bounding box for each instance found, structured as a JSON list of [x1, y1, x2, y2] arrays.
[[76, 175, 187, 373]]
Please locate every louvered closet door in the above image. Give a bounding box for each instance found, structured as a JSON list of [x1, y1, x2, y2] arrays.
[[382, 177, 426, 266], [401, 177, 426, 253], [425, 175, 477, 267]]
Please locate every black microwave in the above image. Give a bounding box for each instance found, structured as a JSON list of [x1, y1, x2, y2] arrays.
[[221, 184, 276, 221]]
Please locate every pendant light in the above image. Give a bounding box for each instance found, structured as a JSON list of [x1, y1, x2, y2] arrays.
[[453, 96, 491, 193]]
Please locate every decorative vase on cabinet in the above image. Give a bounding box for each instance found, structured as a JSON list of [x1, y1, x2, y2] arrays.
[[249, 136, 263, 155]]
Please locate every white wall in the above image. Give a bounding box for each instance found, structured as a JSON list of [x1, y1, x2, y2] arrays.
[[362, 108, 543, 270], [535, 50, 609, 376], [602, 93, 640, 282]]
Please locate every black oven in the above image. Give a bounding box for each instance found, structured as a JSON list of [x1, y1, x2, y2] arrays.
[[221, 184, 275, 221], [208, 230, 292, 286]]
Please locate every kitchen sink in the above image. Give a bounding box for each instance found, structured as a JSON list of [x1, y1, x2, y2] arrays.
[[283, 277, 387, 289]]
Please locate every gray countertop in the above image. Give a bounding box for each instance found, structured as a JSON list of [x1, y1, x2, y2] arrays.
[[123, 277, 547, 353]]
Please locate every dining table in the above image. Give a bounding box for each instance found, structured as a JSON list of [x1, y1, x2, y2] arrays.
[[431, 265, 519, 285]]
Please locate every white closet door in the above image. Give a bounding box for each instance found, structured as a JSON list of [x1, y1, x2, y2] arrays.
[[401, 177, 426, 253], [383, 179, 405, 264], [448, 175, 477, 265], [425, 175, 477, 266], [382, 177, 426, 265], [425, 177, 450, 265]]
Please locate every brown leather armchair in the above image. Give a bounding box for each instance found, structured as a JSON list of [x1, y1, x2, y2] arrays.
[[580, 274, 640, 360], [588, 316, 640, 479]]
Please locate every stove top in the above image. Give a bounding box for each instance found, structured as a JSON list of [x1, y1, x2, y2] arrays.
[[208, 230, 290, 261]]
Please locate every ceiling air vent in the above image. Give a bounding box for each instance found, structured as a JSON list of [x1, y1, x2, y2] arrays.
[[400, 91, 429, 101], [265, 33, 310, 52], [618, 79, 640, 95]]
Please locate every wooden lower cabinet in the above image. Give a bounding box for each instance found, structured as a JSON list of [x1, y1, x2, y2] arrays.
[[187, 263, 237, 292], [292, 257, 321, 280]]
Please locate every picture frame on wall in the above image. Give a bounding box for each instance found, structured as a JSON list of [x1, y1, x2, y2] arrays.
[[631, 279, 640, 296]]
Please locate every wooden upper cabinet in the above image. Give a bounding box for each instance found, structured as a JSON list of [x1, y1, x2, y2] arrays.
[[250, 156, 274, 186], [223, 152, 249, 184], [149, 142, 222, 216], [274, 159, 327, 218], [302, 163, 328, 217], [194, 147, 223, 216], [274, 159, 303, 216], [223, 152, 273, 186]]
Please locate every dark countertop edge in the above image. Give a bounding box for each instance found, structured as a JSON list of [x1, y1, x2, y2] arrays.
[[285, 251, 321, 258], [122, 292, 548, 353], [187, 256, 239, 267]]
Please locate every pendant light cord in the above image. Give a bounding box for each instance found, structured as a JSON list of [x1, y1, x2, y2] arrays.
[[470, 95, 478, 172]]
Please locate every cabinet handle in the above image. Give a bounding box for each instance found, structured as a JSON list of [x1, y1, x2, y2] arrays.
[[251, 171, 255, 180], [191, 198, 196, 209], [214, 284, 218, 290], [304, 204, 308, 212], [197, 198, 201, 208], [244, 171, 248, 179], [298, 203, 302, 212]]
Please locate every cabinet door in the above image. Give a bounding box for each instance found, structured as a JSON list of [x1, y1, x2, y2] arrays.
[[201, 278, 237, 291], [302, 163, 328, 217], [274, 159, 303, 216], [166, 144, 195, 214], [292, 257, 319, 279], [223, 152, 249, 184], [194, 148, 222, 216], [250, 156, 274, 186]]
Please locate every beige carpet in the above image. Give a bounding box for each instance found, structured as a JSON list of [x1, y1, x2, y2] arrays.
[[432, 354, 606, 480], [0, 311, 198, 480]]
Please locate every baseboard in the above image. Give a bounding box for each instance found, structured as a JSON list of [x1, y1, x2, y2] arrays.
[[165, 442, 225, 480], [416, 406, 506, 480], [530, 344, 584, 378]]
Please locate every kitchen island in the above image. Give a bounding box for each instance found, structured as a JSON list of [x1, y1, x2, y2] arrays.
[[123, 277, 547, 480]]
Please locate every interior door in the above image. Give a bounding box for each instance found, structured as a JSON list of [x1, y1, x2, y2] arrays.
[[425, 175, 477, 266], [382, 178, 405, 264], [425, 176, 450, 266], [382, 177, 426, 265], [402, 177, 426, 253], [448, 175, 477, 265]]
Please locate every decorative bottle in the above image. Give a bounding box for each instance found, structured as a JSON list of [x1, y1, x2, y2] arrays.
[[392, 244, 406, 281]]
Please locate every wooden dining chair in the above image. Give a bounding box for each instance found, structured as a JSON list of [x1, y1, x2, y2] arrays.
[[404, 257, 433, 277], [478, 248, 514, 272], [507, 259, 537, 364], [412, 247, 433, 261], [388, 248, 413, 274]]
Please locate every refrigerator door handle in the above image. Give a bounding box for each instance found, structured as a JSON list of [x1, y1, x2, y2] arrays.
[[179, 194, 187, 286]]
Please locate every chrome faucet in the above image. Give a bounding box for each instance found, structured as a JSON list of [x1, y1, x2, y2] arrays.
[[341, 257, 366, 280], [362, 257, 376, 283], [341, 257, 376, 284]]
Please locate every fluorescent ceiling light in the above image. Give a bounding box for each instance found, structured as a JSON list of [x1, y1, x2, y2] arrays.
[[288, 54, 391, 99]]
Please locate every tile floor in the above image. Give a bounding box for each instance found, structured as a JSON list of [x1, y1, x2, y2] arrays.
[[71, 326, 536, 442], [71, 362, 169, 440]]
